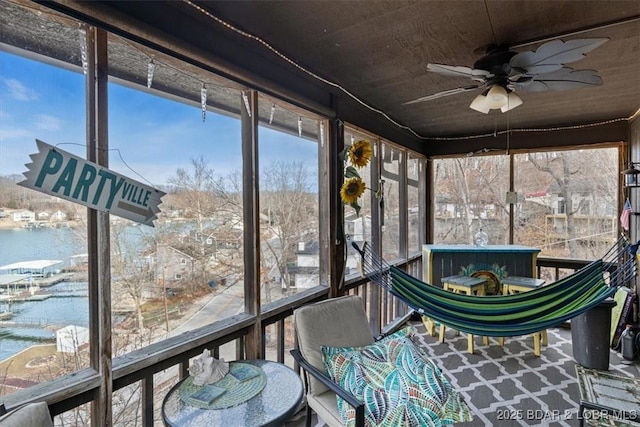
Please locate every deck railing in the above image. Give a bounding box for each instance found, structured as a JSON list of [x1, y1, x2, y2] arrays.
[[2, 254, 591, 426], [3, 256, 421, 426], [537, 256, 591, 283]]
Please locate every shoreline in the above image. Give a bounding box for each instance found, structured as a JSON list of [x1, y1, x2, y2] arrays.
[[0, 220, 23, 229], [0, 292, 215, 396], [0, 219, 80, 230]]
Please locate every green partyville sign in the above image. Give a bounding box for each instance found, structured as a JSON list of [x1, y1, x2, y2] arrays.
[[19, 139, 165, 227]]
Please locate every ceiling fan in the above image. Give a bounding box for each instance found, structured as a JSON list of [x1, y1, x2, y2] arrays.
[[404, 38, 609, 114]]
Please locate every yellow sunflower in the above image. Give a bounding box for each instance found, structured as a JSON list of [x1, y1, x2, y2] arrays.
[[348, 140, 373, 168], [340, 177, 366, 204]]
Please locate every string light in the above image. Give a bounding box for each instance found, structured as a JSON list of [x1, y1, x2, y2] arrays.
[[428, 117, 629, 141], [242, 91, 252, 117], [200, 83, 207, 122], [121, 35, 316, 130], [269, 103, 276, 124], [78, 25, 88, 75], [21, 6, 353, 153], [117, 20, 584, 150], [147, 59, 155, 88], [29, 3, 635, 146], [182, 0, 634, 142], [116, 36, 315, 128], [350, 134, 354, 145], [181, 0, 425, 139], [120, 38, 312, 129]]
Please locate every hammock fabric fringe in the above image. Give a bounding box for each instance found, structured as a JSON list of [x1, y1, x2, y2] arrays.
[[355, 237, 638, 338]]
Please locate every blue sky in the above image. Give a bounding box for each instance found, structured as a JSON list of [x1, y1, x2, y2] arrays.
[[0, 50, 318, 188]]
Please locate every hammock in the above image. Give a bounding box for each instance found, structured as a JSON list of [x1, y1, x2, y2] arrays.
[[354, 236, 638, 337]]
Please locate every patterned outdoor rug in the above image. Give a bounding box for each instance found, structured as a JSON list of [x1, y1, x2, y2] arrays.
[[289, 322, 640, 427], [409, 321, 640, 427]]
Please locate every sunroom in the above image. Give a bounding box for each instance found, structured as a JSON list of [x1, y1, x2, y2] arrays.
[[0, 1, 639, 426]]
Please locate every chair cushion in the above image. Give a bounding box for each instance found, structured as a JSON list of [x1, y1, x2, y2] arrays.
[[0, 402, 53, 427], [294, 295, 375, 396], [322, 327, 473, 426], [307, 390, 344, 427]]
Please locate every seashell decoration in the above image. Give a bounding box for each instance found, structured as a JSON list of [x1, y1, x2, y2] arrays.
[[189, 348, 230, 386]]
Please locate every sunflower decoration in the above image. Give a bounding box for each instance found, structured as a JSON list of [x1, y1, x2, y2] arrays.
[[348, 139, 373, 167], [339, 139, 373, 216], [341, 177, 366, 204]]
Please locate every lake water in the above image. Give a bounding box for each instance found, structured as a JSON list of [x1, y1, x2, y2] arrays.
[[0, 227, 89, 361]]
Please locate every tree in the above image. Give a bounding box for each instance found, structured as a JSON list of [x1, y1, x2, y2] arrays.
[[260, 160, 317, 300], [110, 222, 155, 332], [168, 156, 217, 234], [167, 157, 244, 292], [527, 150, 617, 258], [434, 156, 509, 244]]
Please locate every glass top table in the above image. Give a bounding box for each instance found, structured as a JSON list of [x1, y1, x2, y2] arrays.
[[162, 359, 303, 427], [576, 365, 640, 426]]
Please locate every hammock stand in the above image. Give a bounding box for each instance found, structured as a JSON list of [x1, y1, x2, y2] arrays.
[[354, 236, 638, 338]]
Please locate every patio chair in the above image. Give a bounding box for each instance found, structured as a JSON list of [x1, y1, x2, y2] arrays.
[[0, 402, 53, 427], [291, 295, 472, 427], [291, 295, 371, 427]]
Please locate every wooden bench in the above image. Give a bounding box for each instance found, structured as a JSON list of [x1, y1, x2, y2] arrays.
[[501, 276, 545, 294], [441, 274, 488, 295], [501, 276, 547, 355], [423, 275, 485, 337], [438, 275, 489, 354]]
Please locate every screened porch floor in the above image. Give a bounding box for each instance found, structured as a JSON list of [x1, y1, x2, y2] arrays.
[[286, 321, 640, 427]]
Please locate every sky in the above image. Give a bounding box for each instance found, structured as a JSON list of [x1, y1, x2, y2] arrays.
[[0, 50, 318, 189]]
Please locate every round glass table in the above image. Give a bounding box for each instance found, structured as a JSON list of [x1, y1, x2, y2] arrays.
[[162, 359, 303, 427]]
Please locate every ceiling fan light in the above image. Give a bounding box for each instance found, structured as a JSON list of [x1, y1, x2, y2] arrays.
[[486, 85, 508, 108], [500, 92, 523, 112], [469, 94, 490, 114]]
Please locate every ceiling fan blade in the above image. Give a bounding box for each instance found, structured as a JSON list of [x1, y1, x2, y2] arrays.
[[514, 68, 604, 92], [427, 64, 490, 81], [403, 85, 482, 105], [510, 38, 609, 75]]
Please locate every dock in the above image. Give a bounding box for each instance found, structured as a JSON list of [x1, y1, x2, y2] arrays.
[[0, 259, 63, 276], [0, 292, 51, 302], [4, 294, 51, 302], [0, 258, 87, 293], [0, 316, 60, 328], [0, 272, 75, 291]]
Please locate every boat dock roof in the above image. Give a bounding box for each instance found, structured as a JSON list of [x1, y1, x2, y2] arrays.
[[0, 274, 27, 286], [0, 260, 63, 274]]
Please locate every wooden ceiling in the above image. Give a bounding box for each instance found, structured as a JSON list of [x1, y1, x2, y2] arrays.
[[6, 1, 640, 155], [198, 1, 640, 140]]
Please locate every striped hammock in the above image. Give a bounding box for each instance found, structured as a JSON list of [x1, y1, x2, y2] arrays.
[[355, 237, 638, 337]]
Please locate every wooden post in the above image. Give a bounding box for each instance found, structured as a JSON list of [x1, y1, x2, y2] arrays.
[[86, 25, 113, 426], [329, 118, 345, 298], [509, 154, 515, 245], [242, 90, 262, 360], [369, 139, 382, 336], [318, 120, 332, 293]]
